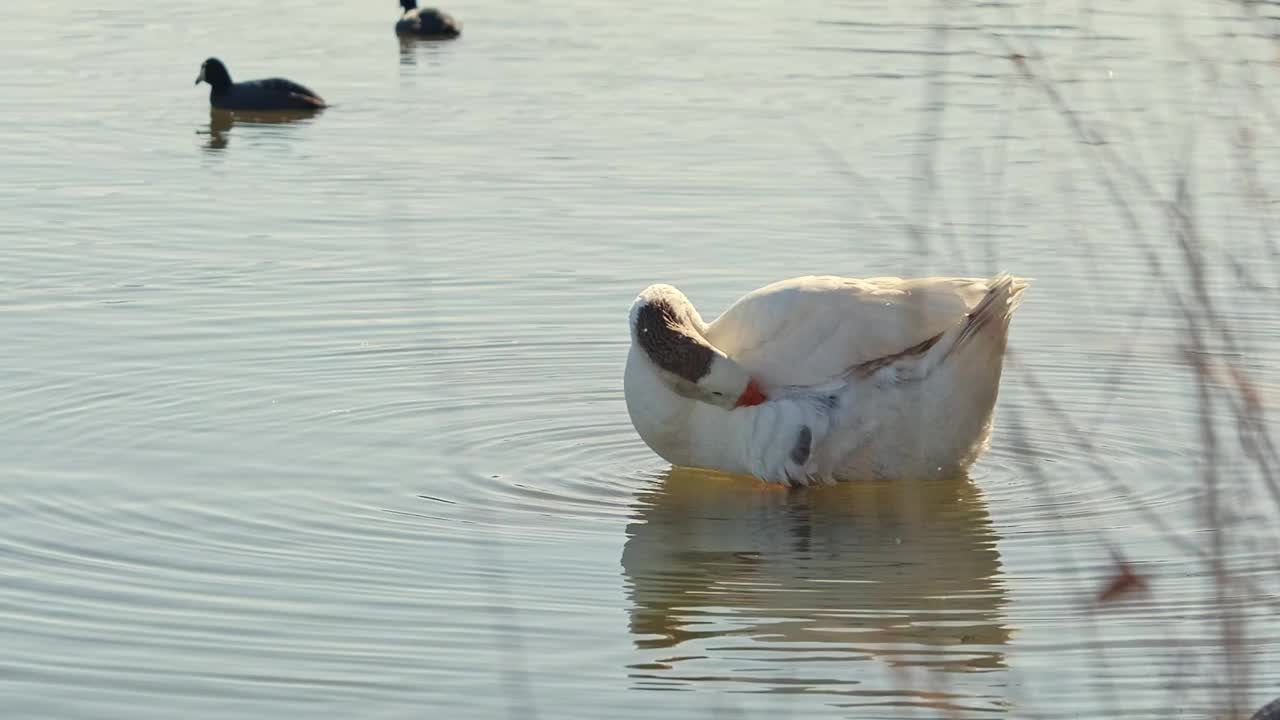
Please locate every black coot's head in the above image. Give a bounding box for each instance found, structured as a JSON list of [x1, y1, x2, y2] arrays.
[[195, 58, 232, 93], [400, 0, 417, 11]]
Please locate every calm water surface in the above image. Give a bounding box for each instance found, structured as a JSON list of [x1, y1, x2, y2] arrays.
[[4, 1, 1280, 718]]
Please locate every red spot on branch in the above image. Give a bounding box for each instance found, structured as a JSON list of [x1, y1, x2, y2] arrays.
[[1097, 552, 1148, 603]]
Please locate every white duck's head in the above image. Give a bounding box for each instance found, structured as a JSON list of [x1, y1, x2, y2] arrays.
[[629, 285, 767, 411]]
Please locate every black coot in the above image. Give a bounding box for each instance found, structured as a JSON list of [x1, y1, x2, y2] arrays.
[[194, 58, 326, 112], [1253, 698, 1280, 720], [395, 0, 461, 39]]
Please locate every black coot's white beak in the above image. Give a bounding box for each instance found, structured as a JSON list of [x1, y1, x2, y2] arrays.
[[194, 65, 206, 86]]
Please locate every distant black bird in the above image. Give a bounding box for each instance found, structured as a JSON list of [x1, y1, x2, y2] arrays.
[[395, 0, 461, 39], [1254, 697, 1280, 720], [194, 58, 326, 112]]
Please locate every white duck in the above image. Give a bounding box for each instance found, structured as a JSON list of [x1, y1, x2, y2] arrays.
[[624, 274, 1028, 485]]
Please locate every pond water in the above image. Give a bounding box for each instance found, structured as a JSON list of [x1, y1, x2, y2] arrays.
[[3, 1, 1279, 718]]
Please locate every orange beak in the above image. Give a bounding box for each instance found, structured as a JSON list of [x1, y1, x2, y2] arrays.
[[734, 378, 767, 408]]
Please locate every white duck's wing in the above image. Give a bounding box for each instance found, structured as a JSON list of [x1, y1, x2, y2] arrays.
[[704, 275, 991, 386], [850, 274, 1027, 387]]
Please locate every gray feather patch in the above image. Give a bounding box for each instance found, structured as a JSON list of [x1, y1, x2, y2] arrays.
[[633, 299, 715, 383], [790, 426, 812, 466]]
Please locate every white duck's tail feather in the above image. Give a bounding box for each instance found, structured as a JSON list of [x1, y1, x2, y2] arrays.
[[858, 274, 1026, 384], [946, 273, 1026, 359]]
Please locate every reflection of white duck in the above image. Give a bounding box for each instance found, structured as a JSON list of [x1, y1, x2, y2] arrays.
[[624, 274, 1028, 484], [621, 468, 1010, 675]]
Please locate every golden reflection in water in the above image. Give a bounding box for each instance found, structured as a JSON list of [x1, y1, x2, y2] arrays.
[[621, 468, 1011, 700], [201, 108, 323, 152]]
